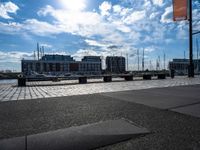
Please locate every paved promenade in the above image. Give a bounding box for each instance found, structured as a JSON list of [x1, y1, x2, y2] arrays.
[[0, 83, 200, 149], [1, 76, 200, 101]]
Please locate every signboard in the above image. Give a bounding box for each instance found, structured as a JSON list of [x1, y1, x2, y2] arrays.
[[173, 0, 188, 21]]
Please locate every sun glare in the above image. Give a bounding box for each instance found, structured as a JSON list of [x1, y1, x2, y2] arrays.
[[59, 0, 87, 11]]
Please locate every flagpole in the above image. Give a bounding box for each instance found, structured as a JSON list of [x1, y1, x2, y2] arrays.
[[188, 0, 194, 77]]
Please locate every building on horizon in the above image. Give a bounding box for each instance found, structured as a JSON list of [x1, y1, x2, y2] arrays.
[[105, 56, 126, 73], [21, 55, 102, 75], [168, 58, 200, 75]]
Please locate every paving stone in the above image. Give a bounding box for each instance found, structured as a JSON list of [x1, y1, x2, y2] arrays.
[[1, 76, 200, 101]]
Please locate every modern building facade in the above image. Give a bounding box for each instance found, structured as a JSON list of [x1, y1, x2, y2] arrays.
[[106, 56, 126, 73], [168, 59, 200, 75], [22, 55, 102, 75]]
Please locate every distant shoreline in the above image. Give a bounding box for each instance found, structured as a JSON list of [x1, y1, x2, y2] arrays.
[[0, 72, 20, 80]]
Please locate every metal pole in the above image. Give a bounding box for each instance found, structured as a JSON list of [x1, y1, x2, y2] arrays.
[[188, 0, 194, 77], [142, 48, 144, 71], [164, 52, 166, 70], [126, 53, 128, 71], [137, 49, 139, 71], [196, 38, 199, 60], [197, 38, 199, 73], [37, 43, 40, 60]]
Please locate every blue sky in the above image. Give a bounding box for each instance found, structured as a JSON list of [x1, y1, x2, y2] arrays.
[[0, 0, 200, 71]]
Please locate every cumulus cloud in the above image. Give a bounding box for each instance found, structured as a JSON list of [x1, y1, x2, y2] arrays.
[[40, 43, 52, 48], [176, 28, 188, 40], [161, 6, 173, 23], [145, 46, 158, 52], [37, 5, 54, 16], [99, 1, 112, 16], [72, 49, 99, 60], [0, 1, 19, 19], [59, 0, 86, 12], [112, 5, 122, 13], [149, 12, 160, 20], [37, 5, 106, 37], [23, 19, 63, 36], [0, 51, 33, 63], [0, 22, 22, 34], [2, 0, 200, 71], [0, 0, 171, 49], [1, 0, 198, 64], [0, 19, 62, 36], [85, 39, 108, 47], [193, 8, 200, 32], [123, 10, 146, 24], [152, 0, 164, 7]]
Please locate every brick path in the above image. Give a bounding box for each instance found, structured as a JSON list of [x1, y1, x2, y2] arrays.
[[0, 76, 200, 101]]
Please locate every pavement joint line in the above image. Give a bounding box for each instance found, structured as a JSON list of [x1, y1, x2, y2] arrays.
[[9, 87, 17, 100], [167, 101, 200, 110], [27, 86, 32, 99], [16, 87, 22, 100], [35, 87, 45, 98], [0, 87, 10, 96], [1, 88, 12, 100]]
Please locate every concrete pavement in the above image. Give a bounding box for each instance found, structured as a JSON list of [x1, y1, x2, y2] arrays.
[[0, 84, 200, 149], [101, 85, 200, 118]]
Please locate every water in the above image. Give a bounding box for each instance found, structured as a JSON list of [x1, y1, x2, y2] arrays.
[[0, 79, 17, 84]]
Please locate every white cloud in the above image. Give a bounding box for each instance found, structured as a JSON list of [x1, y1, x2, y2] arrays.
[[0, 22, 22, 34], [40, 43, 52, 48], [37, 5, 105, 37], [149, 12, 160, 20], [85, 39, 107, 47], [161, 6, 173, 23], [59, 0, 86, 12], [152, 0, 164, 7], [1, 0, 197, 63], [37, 5, 54, 16], [0, 51, 37, 71], [72, 49, 99, 60], [113, 5, 121, 13], [0, 51, 33, 63], [23, 19, 63, 36], [193, 8, 200, 32], [145, 46, 157, 52], [123, 10, 146, 24], [128, 31, 141, 42], [0, 19, 63, 36], [165, 38, 173, 44], [112, 21, 131, 33], [2, 0, 200, 71], [176, 28, 188, 40], [99, 1, 112, 16], [38, 5, 100, 26], [0, 2, 19, 19]]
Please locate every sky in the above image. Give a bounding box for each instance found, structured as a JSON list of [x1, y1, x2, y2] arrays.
[[0, 0, 200, 71]]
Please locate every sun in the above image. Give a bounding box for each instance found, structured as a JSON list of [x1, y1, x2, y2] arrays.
[[59, 0, 87, 11]]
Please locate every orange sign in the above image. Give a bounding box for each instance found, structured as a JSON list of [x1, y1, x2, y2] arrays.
[[173, 0, 188, 21]]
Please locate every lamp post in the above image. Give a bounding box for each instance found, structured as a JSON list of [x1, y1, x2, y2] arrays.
[[173, 0, 194, 77], [188, 0, 194, 77]]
